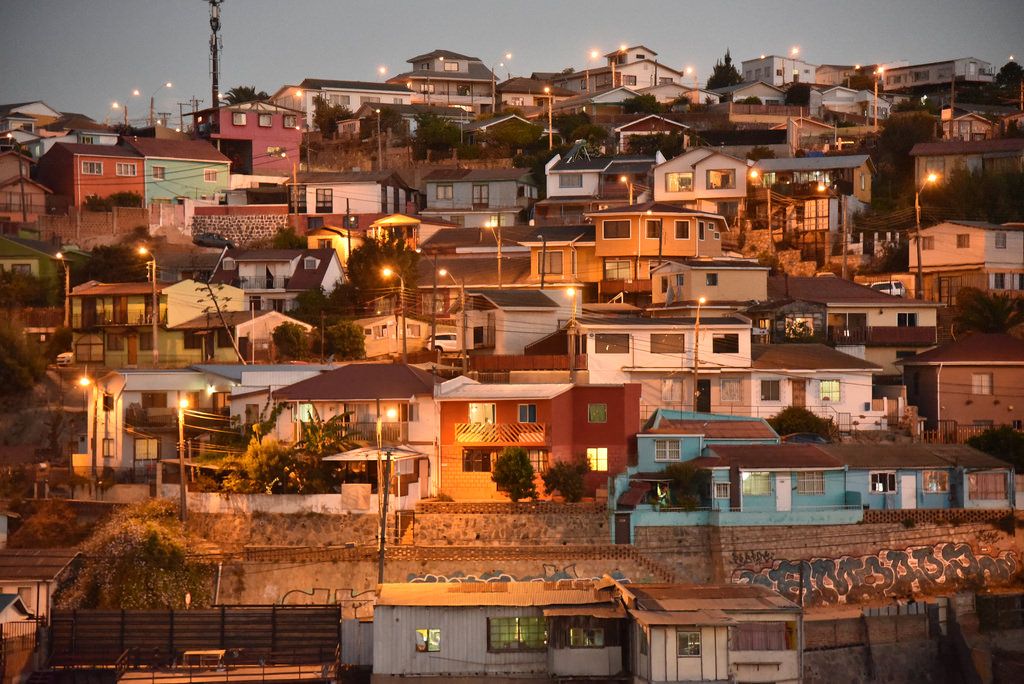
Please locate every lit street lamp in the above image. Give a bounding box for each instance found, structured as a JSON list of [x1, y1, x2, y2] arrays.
[[149, 82, 173, 127], [382, 267, 407, 364], [178, 398, 189, 521], [874, 67, 885, 131], [543, 86, 554, 149], [914, 173, 940, 299], [55, 252, 70, 327], [490, 52, 512, 114], [138, 246, 159, 367], [692, 296, 707, 412]]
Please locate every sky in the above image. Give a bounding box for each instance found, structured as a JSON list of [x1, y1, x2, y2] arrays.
[[2, 0, 1021, 125]]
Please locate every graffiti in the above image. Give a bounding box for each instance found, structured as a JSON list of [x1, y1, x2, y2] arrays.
[[407, 564, 631, 584], [977, 530, 1001, 544], [732, 550, 774, 566], [281, 587, 377, 618], [732, 543, 1019, 605]]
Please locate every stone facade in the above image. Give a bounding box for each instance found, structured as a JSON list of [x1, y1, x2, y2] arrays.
[[38, 206, 150, 246], [190, 212, 288, 247]]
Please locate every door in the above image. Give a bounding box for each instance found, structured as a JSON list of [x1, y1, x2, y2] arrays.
[[127, 334, 138, 366], [696, 379, 712, 412], [614, 513, 631, 545], [791, 380, 806, 408], [776, 474, 792, 511], [900, 474, 917, 509]]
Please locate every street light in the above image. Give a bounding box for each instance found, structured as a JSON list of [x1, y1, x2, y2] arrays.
[[149, 82, 173, 127], [692, 296, 707, 412], [587, 49, 601, 92], [749, 169, 774, 253], [788, 47, 800, 85], [382, 267, 407, 364], [490, 52, 511, 113], [914, 173, 940, 300], [873, 67, 885, 131], [374, 108, 384, 171], [565, 287, 579, 381], [685, 67, 698, 104], [78, 375, 100, 491], [378, 66, 388, 77], [439, 268, 468, 373], [543, 86, 554, 149], [178, 398, 189, 521], [138, 246, 159, 367], [55, 252, 70, 327]]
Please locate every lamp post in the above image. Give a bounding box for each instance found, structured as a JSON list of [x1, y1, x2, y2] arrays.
[[79, 375, 97, 489], [491, 53, 511, 114], [611, 44, 627, 88], [439, 268, 467, 373], [586, 49, 600, 92], [484, 220, 502, 289], [619, 175, 635, 204], [55, 252, 70, 327], [537, 233, 548, 288], [815, 181, 849, 279], [382, 267, 407, 363], [543, 86, 554, 149], [749, 169, 774, 253], [376, 406, 398, 583], [4, 134, 29, 222], [914, 173, 940, 300], [178, 398, 189, 521], [148, 82, 173, 127], [566, 287, 578, 383], [375, 108, 384, 172], [692, 296, 707, 412], [873, 67, 885, 131], [685, 67, 698, 105], [138, 247, 159, 367], [787, 47, 800, 85]]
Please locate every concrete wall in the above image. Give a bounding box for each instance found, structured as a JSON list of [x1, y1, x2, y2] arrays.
[[190, 210, 289, 247]]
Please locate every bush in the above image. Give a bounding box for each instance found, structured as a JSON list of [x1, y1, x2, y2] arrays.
[[491, 447, 537, 502], [968, 426, 1024, 470], [8, 500, 89, 548], [663, 462, 712, 510], [221, 437, 337, 494], [272, 322, 311, 361], [767, 406, 836, 439], [0, 322, 45, 395], [542, 457, 590, 502]]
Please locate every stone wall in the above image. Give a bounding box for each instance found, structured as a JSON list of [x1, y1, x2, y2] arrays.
[[410, 502, 609, 547], [188, 512, 380, 550], [38, 207, 150, 246], [190, 208, 288, 247]]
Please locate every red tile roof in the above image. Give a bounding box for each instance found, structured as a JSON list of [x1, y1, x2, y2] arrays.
[[767, 275, 909, 304], [273, 363, 438, 401], [751, 343, 881, 371], [123, 137, 230, 163], [698, 444, 844, 469], [898, 332, 1024, 365], [910, 138, 1024, 156], [646, 418, 778, 440], [51, 143, 141, 158]]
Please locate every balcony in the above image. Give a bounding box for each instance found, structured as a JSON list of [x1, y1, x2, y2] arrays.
[[599, 279, 651, 297], [73, 312, 166, 328], [238, 276, 290, 290], [828, 326, 937, 346], [455, 422, 549, 446], [344, 421, 408, 444]]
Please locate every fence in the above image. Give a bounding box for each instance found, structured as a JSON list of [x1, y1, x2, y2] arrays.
[[1, 620, 39, 684], [920, 421, 1012, 444]]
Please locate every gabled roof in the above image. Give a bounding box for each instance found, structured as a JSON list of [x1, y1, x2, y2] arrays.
[[209, 248, 338, 290], [294, 170, 410, 187], [470, 289, 558, 309], [517, 224, 596, 245], [497, 78, 575, 97], [171, 310, 306, 331], [407, 49, 480, 63], [898, 333, 1024, 366], [821, 444, 1011, 470], [766, 275, 936, 305], [922, 220, 1024, 233], [273, 363, 437, 401], [644, 417, 778, 440], [605, 45, 659, 58], [298, 78, 412, 93], [71, 281, 166, 297], [700, 444, 844, 470], [553, 86, 641, 110], [423, 167, 535, 183], [0, 235, 61, 257], [751, 343, 881, 371], [0, 593, 32, 618], [416, 255, 533, 288], [123, 137, 230, 163], [0, 548, 79, 581], [419, 225, 535, 251], [49, 142, 142, 159], [40, 112, 111, 133], [754, 154, 872, 173], [910, 138, 1024, 157], [710, 80, 786, 96], [615, 114, 690, 133]]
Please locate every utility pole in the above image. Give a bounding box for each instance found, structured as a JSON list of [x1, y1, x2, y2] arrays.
[[430, 253, 438, 354], [5, 137, 28, 222], [840, 194, 849, 279], [692, 297, 706, 412], [460, 279, 468, 375], [208, 0, 224, 112]]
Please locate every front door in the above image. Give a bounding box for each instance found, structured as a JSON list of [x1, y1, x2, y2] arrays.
[[901, 474, 917, 509], [127, 334, 138, 366], [614, 513, 631, 545], [792, 380, 806, 408], [776, 474, 792, 511], [696, 379, 712, 412]]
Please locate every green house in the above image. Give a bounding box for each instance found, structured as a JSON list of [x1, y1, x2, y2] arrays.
[[122, 137, 231, 205]]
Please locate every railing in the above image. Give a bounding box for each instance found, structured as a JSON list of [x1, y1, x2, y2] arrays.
[[126, 407, 177, 428], [73, 312, 166, 328], [828, 326, 937, 346], [342, 421, 408, 444], [599, 278, 652, 295], [920, 422, 1015, 445], [455, 422, 549, 445], [238, 276, 290, 290]]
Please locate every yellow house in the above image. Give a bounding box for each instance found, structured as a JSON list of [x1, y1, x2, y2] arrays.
[[306, 225, 364, 266], [650, 257, 770, 316], [517, 225, 599, 290]]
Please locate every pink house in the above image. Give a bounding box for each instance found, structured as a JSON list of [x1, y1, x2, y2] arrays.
[[190, 101, 303, 175]]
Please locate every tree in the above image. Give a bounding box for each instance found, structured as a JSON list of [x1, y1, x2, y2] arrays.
[[321, 321, 366, 360], [312, 95, 353, 137], [345, 235, 419, 305], [7, 500, 88, 548], [785, 83, 812, 106], [627, 132, 685, 159], [767, 407, 836, 439], [622, 94, 663, 114], [0, 322, 45, 396], [995, 61, 1024, 90], [874, 111, 937, 200], [412, 113, 461, 158], [968, 426, 1024, 471], [747, 146, 776, 161], [482, 119, 544, 150], [736, 96, 762, 105], [360, 106, 405, 141], [926, 167, 1024, 224], [706, 49, 742, 90], [553, 112, 591, 143], [83, 191, 143, 211], [541, 457, 590, 502], [222, 85, 269, 104], [0, 270, 57, 308], [954, 287, 1024, 334], [57, 500, 214, 609], [76, 244, 147, 285], [271, 226, 306, 249], [272, 322, 311, 361], [297, 407, 354, 458], [569, 123, 607, 148], [491, 447, 537, 502], [663, 462, 712, 510]]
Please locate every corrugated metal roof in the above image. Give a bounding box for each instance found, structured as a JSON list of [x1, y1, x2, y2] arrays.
[[376, 580, 608, 607], [630, 609, 736, 626], [822, 444, 1012, 470], [624, 583, 799, 612], [754, 154, 870, 172], [0, 549, 79, 581]]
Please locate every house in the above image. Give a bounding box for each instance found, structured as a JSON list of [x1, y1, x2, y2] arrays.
[[815, 64, 861, 87], [883, 58, 995, 92], [35, 143, 145, 207], [553, 45, 689, 93], [170, 309, 311, 363], [653, 148, 752, 224], [0, 101, 63, 134], [0, 235, 64, 283], [462, 290, 563, 355], [710, 81, 787, 105], [459, 113, 538, 145], [435, 376, 641, 500], [549, 86, 642, 117], [190, 101, 303, 175], [289, 170, 416, 220], [0, 593, 32, 622], [907, 221, 1024, 303], [386, 49, 499, 113], [417, 223, 532, 258], [900, 333, 1024, 432], [615, 115, 690, 152], [209, 248, 344, 313], [70, 279, 245, 367], [0, 151, 52, 221], [517, 224, 597, 291], [622, 582, 803, 684], [121, 137, 231, 205], [651, 257, 770, 315], [742, 55, 819, 86], [698, 129, 790, 160], [910, 139, 1024, 187], [270, 79, 413, 130], [495, 78, 575, 109], [751, 153, 874, 209], [0, 548, 78, 619], [420, 167, 537, 228], [356, 314, 432, 359], [638, 83, 720, 106], [813, 86, 892, 122], [416, 255, 535, 320], [941, 108, 997, 141], [344, 103, 470, 139], [26, 118, 119, 160], [823, 444, 1015, 511]]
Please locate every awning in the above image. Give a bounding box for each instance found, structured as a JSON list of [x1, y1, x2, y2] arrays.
[[629, 609, 736, 627], [324, 445, 429, 462], [617, 481, 651, 508], [543, 605, 627, 619]]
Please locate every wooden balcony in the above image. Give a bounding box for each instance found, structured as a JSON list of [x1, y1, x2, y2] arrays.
[[599, 279, 651, 296], [455, 422, 549, 446], [828, 326, 937, 346]]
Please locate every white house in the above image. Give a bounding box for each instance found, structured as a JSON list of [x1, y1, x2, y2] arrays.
[[270, 79, 413, 130], [653, 148, 753, 220], [710, 81, 787, 105], [463, 290, 564, 355], [356, 314, 432, 359], [741, 55, 819, 86], [209, 248, 344, 313], [290, 170, 415, 216]]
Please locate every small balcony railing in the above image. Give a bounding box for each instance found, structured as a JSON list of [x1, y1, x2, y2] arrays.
[[344, 421, 408, 444], [73, 312, 166, 328], [828, 326, 937, 346], [599, 278, 651, 295], [238, 276, 290, 290], [455, 422, 549, 446]]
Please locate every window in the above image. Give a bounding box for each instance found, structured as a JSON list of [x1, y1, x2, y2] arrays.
[[956, 234, 970, 248], [714, 482, 730, 499], [586, 447, 608, 471], [742, 472, 771, 496], [415, 628, 440, 653], [543, 251, 563, 274], [665, 172, 694, 192], [115, 162, 137, 177], [518, 403, 537, 423], [761, 378, 782, 401], [650, 333, 684, 354], [706, 169, 736, 189], [995, 231, 1007, 249], [258, 114, 272, 127], [106, 333, 124, 351], [468, 402, 496, 424], [732, 622, 790, 651], [602, 220, 630, 239], [462, 448, 492, 472], [870, 472, 896, 493], [569, 627, 605, 648], [80, 135, 95, 144], [705, 273, 718, 286], [594, 334, 629, 354], [970, 373, 993, 395], [435, 184, 453, 199], [993, 273, 1005, 289], [588, 404, 608, 424], [183, 331, 203, 350], [443, 60, 460, 72], [153, 166, 166, 180], [139, 332, 153, 351], [204, 168, 218, 183], [102, 438, 115, 458], [676, 630, 701, 657], [559, 173, 583, 188], [698, 220, 706, 240], [654, 439, 681, 462], [135, 438, 158, 461], [675, 220, 690, 239], [303, 256, 318, 270], [315, 188, 333, 213], [797, 471, 825, 495], [969, 472, 1007, 500], [603, 259, 631, 280], [645, 219, 662, 239], [10, 263, 30, 274], [720, 378, 742, 403], [622, 75, 637, 86], [472, 184, 489, 205], [923, 470, 949, 493], [528, 449, 548, 473], [897, 312, 918, 327], [712, 333, 739, 354], [81, 161, 103, 175], [232, 112, 247, 126], [488, 617, 546, 652], [283, 114, 297, 128], [819, 379, 840, 402]]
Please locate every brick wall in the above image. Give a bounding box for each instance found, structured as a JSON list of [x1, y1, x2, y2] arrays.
[[38, 206, 150, 245]]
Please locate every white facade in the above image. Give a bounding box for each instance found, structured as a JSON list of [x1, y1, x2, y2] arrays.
[[884, 58, 994, 91], [272, 83, 413, 129], [464, 306, 561, 355], [653, 148, 752, 207], [910, 222, 1024, 280], [297, 181, 408, 214], [742, 55, 818, 86]]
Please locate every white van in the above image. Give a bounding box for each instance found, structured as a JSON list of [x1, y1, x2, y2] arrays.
[[869, 281, 906, 297]]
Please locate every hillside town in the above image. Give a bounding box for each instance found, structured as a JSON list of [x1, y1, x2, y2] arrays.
[[2, 2, 1024, 683]]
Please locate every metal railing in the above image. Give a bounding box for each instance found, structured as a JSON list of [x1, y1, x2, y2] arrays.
[[455, 422, 549, 445], [73, 312, 166, 328], [237, 276, 290, 290], [342, 421, 408, 444]]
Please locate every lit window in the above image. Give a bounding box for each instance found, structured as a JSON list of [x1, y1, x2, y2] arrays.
[[706, 169, 735, 190], [971, 373, 993, 395], [443, 61, 459, 72], [415, 628, 440, 652], [796, 471, 825, 495], [468, 402, 496, 424], [102, 438, 115, 458], [488, 617, 546, 652], [135, 438, 158, 461], [654, 439, 680, 462], [742, 472, 771, 496], [676, 630, 701, 657], [586, 447, 608, 471], [923, 470, 949, 493], [665, 172, 693, 192], [870, 472, 896, 493], [819, 379, 840, 402]]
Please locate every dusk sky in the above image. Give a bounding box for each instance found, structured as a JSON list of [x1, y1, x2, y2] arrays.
[[2, 0, 1020, 124]]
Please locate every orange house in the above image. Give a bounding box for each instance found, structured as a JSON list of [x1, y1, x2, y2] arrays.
[[36, 142, 145, 207]]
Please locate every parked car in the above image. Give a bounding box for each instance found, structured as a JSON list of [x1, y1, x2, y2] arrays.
[[55, 351, 74, 366], [426, 333, 459, 353], [781, 432, 830, 444], [869, 281, 906, 297], [193, 232, 236, 249]]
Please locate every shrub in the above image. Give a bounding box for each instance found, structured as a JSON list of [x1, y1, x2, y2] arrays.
[[272, 322, 311, 361], [663, 462, 712, 510], [542, 457, 590, 502], [491, 447, 537, 502], [767, 406, 836, 439]]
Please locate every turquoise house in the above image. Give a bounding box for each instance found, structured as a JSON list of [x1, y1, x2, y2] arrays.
[[123, 137, 230, 205]]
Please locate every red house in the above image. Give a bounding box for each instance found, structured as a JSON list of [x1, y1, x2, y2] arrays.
[[191, 101, 303, 175], [35, 143, 145, 207], [436, 378, 641, 500]]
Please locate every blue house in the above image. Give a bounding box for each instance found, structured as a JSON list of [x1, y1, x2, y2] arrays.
[[822, 444, 1015, 511]]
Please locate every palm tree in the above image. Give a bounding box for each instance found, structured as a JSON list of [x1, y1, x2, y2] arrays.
[[953, 287, 1024, 334], [222, 85, 269, 105]]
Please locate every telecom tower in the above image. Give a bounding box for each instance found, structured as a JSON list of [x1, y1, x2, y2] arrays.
[[208, 0, 224, 109]]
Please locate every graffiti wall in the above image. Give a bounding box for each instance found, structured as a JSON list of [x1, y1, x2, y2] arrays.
[[732, 542, 1019, 605], [406, 564, 630, 584]]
